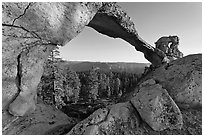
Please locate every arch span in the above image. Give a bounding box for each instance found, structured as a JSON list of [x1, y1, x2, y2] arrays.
[[2, 2, 164, 118], [87, 3, 164, 66]]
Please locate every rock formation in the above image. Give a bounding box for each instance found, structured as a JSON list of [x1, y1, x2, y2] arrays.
[[88, 2, 165, 66], [2, 2, 164, 118], [68, 102, 141, 135], [2, 2, 101, 117], [139, 54, 202, 109], [131, 79, 183, 131], [67, 54, 202, 135], [154, 35, 183, 62], [2, 99, 77, 135], [2, 2, 102, 134], [2, 2, 202, 135]]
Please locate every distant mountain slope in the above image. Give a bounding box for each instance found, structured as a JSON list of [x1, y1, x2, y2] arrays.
[[61, 61, 150, 74]]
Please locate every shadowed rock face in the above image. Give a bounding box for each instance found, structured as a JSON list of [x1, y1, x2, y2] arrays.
[[2, 2, 101, 117], [3, 2, 192, 135], [2, 2, 102, 134], [88, 3, 163, 66], [2, 2, 162, 117]]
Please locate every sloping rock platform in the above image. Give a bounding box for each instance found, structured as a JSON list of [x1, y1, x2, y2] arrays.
[[68, 54, 202, 135], [2, 2, 202, 135], [2, 100, 77, 135]]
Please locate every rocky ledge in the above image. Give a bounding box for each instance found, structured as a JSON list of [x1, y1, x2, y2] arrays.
[[2, 2, 202, 135], [68, 54, 202, 135]]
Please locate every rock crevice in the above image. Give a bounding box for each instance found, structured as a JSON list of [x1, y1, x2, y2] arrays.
[[9, 53, 22, 112], [12, 3, 31, 26], [2, 2, 202, 135], [2, 24, 42, 39]]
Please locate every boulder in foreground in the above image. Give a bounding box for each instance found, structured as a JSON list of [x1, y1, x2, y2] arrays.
[[131, 79, 183, 131], [2, 101, 76, 135]]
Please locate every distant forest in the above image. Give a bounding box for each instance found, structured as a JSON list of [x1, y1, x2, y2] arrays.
[[37, 47, 146, 110]]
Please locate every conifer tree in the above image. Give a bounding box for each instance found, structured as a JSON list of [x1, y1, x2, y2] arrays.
[[87, 68, 99, 102], [64, 68, 81, 103]]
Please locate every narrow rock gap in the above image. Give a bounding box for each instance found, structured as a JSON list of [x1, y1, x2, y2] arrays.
[[44, 123, 77, 135], [102, 108, 110, 122], [8, 53, 22, 115], [128, 101, 143, 126], [16, 53, 22, 96]]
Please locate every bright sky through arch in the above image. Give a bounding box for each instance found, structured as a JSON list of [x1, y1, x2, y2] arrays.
[[59, 2, 202, 63]]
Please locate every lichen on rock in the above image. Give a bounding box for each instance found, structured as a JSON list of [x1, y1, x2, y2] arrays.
[[139, 54, 202, 109], [68, 102, 141, 135], [131, 79, 183, 131], [2, 2, 202, 135]]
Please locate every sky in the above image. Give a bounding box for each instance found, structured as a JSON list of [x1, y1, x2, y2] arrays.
[[59, 2, 202, 63]]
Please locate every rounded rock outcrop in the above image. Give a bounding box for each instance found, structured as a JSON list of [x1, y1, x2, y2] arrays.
[[131, 79, 183, 131], [2, 2, 202, 135], [139, 54, 202, 109], [2, 2, 101, 117], [2, 101, 76, 135], [68, 102, 141, 135]]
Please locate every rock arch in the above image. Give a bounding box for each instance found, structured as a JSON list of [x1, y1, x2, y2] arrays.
[[2, 2, 164, 117]]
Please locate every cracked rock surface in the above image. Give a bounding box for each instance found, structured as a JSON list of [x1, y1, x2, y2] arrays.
[[2, 2, 202, 135], [2, 2, 101, 134], [2, 1, 162, 118], [139, 54, 202, 109], [131, 79, 183, 131], [2, 2, 101, 117], [68, 102, 140, 135]]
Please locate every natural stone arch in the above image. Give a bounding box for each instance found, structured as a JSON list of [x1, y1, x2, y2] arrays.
[[2, 2, 164, 118], [87, 3, 164, 66]]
